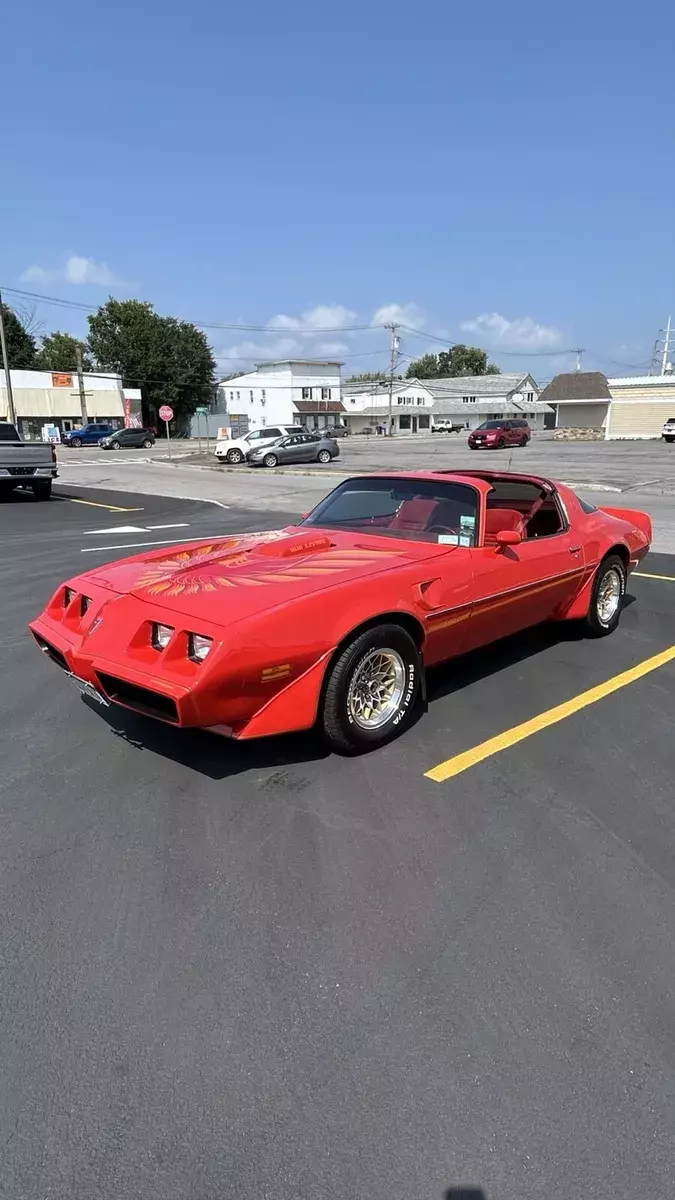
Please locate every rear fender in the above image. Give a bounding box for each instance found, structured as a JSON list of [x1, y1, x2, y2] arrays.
[[599, 506, 652, 543]]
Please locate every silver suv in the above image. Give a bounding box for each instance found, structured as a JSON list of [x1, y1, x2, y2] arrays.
[[661, 417, 675, 444]]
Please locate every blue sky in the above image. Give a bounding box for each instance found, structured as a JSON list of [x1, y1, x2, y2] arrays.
[[3, 0, 674, 381]]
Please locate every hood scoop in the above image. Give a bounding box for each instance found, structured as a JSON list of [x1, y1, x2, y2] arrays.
[[254, 532, 333, 559]]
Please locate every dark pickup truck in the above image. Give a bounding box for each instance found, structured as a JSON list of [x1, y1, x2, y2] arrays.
[[0, 423, 58, 500]]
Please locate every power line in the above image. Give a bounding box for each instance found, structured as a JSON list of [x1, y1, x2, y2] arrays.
[[0, 285, 383, 334]]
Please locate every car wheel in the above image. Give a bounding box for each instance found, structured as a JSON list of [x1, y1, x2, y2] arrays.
[[143, 439, 153, 448], [321, 624, 422, 754], [226, 448, 244, 464], [665, 436, 674, 443], [317, 449, 331, 463], [496, 438, 506, 448], [583, 554, 626, 638], [111, 441, 121, 450], [32, 480, 52, 501], [70, 437, 82, 448], [521, 436, 529, 446], [263, 453, 278, 468]]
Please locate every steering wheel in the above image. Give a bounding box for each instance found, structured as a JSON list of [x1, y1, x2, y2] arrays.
[[427, 525, 458, 537]]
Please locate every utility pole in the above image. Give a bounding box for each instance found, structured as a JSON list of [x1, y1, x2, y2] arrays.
[[661, 315, 672, 375], [0, 288, 17, 425], [385, 323, 400, 435], [75, 345, 88, 424]]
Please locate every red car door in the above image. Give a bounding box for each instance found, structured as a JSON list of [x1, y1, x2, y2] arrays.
[[463, 500, 586, 651]]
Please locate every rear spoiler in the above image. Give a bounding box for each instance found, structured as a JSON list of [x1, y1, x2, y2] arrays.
[[599, 506, 652, 542]]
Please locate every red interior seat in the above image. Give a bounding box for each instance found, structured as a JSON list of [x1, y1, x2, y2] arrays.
[[484, 507, 525, 545], [389, 498, 439, 531]]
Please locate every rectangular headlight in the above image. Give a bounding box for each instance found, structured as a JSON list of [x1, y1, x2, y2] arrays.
[[188, 633, 213, 662], [64, 586, 76, 607], [151, 622, 174, 650]]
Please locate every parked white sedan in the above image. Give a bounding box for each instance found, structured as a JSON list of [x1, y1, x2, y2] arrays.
[[662, 417, 675, 443]]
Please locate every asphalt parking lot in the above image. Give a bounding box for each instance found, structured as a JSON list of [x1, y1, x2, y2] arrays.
[[2, 486, 675, 1199]]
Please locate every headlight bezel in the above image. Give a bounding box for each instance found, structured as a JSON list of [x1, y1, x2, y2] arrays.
[[187, 632, 213, 663], [151, 622, 175, 651]]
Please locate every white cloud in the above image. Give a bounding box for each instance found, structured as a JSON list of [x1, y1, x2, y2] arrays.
[[19, 264, 55, 285], [18, 255, 129, 288], [64, 255, 120, 286], [372, 302, 426, 331], [268, 304, 357, 332], [313, 340, 350, 356], [460, 312, 562, 350], [217, 336, 300, 366]]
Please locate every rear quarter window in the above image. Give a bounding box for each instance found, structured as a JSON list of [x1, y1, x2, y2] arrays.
[[577, 496, 597, 514]]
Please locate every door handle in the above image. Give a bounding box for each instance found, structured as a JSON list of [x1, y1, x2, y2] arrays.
[[569, 545, 581, 554]]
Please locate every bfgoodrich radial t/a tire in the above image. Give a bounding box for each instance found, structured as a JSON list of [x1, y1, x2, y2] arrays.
[[321, 624, 422, 753], [583, 554, 626, 637]]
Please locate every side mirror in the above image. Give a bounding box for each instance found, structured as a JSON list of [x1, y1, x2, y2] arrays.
[[495, 529, 522, 550]]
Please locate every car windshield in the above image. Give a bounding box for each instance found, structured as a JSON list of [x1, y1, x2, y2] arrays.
[[302, 478, 479, 545], [475, 421, 504, 430]]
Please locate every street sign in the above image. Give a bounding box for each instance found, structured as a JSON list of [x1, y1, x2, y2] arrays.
[[159, 404, 174, 421], [196, 406, 209, 416]]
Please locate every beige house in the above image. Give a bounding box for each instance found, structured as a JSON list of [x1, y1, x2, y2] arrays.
[[543, 370, 675, 439], [606, 375, 675, 438]]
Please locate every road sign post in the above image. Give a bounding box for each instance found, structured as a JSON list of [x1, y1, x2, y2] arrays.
[[159, 405, 174, 459]]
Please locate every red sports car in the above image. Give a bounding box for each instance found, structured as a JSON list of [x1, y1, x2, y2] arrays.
[[29, 470, 651, 754]]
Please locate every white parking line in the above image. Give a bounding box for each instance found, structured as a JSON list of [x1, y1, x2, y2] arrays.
[[84, 522, 190, 536], [80, 534, 223, 553]]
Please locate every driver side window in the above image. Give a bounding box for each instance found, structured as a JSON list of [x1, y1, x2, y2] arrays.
[[484, 480, 565, 541]]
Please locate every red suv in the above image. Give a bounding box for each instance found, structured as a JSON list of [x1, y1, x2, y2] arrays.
[[468, 418, 530, 450]]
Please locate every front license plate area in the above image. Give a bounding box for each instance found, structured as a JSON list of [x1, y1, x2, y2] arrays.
[[67, 672, 110, 707]]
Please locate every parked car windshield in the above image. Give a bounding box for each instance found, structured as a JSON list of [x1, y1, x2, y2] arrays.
[[302, 478, 479, 545], [476, 420, 505, 430]]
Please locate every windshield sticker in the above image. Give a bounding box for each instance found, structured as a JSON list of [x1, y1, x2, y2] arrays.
[[458, 535, 472, 547], [460, 514, 476, 529], [438, 533, 459, 545]]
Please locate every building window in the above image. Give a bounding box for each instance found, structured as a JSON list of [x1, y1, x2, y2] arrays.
[[321, 387, 331, 400], [399, 414, 411, 430], [350, 398, 356, 404], [230, 391, 234, 403], [397, 397, 407, 406], [416, 397, 424, 406], [526, 391, 534, 402], [462, 396, 477, 404], [250, 390, 254, 403], [302, 387, 313, 400], [262, 389, 266, 401], [418, 414, 430, 429], [236, 391, 240, 402]]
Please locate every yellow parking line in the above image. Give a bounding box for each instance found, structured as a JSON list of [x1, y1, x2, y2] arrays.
[[65, 497, 143, 513], [425, 645, 675, 783], [633, 571, 675, 582]]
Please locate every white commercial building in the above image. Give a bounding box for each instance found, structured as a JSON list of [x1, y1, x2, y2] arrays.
[[217, 359, 345, 436], [341, 372, 550, 434], [0, 369, 142, 439]]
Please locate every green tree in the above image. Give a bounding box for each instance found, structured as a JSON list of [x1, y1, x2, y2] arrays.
[[0, 303, 37, 368], [87, 298, 216, 423], [345, 372, 387, 383], [405, 352, 440, 379], [35, 331, 92, 373], [407, 344, 500, 378]]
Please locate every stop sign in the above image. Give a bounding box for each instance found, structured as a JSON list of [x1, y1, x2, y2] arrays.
[[159, 405, 174, 422]]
